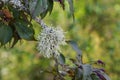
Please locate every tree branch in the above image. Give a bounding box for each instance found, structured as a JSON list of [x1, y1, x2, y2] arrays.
[[34, 17, 47, 29]]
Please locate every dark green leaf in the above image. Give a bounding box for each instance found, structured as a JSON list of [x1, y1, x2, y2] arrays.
[[74, 68, 83, 80], [40, 0, 54, 18], [29, 0, 37, 14], [14, 20, 35, 40], [0, 23, 13, 45], [82, 64, 92, 80], [58, 53, 65, 65], [67, 41, 82, 63], [48, 0, 54, 14], [11, 33, 20, 48], [91, 73, 100, 80], [40, 10, 48, 19], [8, 5, 20, 19], [67, 41, 82, 56], [31, 0, 48, 18]]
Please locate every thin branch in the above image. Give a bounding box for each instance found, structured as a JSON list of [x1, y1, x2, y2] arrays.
[[34, 17, 47, 29], [54, 58, 65, 80]]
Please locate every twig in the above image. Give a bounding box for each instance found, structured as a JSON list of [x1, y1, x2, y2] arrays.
[[54, 58, 65, 80], [34, 17, 47, 29]]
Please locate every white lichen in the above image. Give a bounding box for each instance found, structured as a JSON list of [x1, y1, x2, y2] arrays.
[[9, 0, 24, 9], [1, 0, 24, 10], [37, 26, 66, 58]]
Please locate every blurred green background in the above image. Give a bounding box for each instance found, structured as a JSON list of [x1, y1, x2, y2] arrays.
[[0, 0, 120, 80]]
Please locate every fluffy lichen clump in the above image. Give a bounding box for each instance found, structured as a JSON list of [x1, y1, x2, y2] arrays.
[[1, 0, 24, 9], [37, 26, 66, 58]]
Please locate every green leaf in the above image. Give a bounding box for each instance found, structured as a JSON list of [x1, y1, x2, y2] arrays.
[[67, 41, 82, 56], [40, 0, 54, 19], [74, 68, 83, 80], [14, 20, 35, 40], [0, 23, 13, 45], [58, 53, 65, 65], [8, 6, 20, 19], [11, 33, 20, 48], [82, 64, 92, 80], [31, 0, 48, 18], [91, 73, 100, 80], [40, 10, 48, 19], [67, 41, 82, 63], [67, 0, 74, 20], [29, 0, 37, 14], [48, 0, 54, 14], [99, 71, 111, 80]]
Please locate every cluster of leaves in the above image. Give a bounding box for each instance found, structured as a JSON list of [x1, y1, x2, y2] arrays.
[[0, 0, 74, 47], [41, 41, 110, 80], [0, 0, 111, 80]]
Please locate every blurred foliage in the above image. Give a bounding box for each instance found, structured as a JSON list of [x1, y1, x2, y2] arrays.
[[0, 0, 120, 80], [0, 0, 73, 47]]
